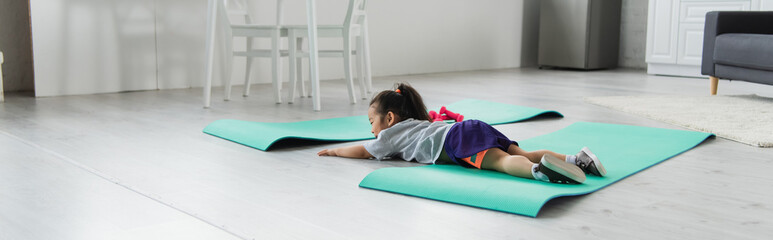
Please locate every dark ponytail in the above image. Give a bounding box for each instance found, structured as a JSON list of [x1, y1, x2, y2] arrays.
[[369, 83, 430, 121]]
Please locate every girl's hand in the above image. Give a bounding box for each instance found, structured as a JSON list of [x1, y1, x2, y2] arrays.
[[318, 149, 336, 156], [317, 145, 371, 159]]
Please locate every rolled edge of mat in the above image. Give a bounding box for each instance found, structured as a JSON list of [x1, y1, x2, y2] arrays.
[[516, 110, 564, 122], [203, 119, 362, 150]]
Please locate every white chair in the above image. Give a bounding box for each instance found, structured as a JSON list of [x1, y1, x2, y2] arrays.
[[285, 0, 372, 104], [222, 0, 287, 103], [0, 51, 4, 102]]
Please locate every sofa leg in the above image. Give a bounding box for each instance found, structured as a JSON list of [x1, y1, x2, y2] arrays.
[[710, 76, 718, 95]]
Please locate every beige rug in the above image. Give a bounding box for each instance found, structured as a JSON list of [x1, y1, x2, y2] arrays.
[[585, 94, 773, 147]]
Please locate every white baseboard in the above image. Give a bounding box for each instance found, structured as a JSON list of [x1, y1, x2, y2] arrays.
[[647, 63, 706, 79]]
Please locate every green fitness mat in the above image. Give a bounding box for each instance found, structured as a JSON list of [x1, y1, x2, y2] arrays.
[[358, 122, 714, 217], [203, 99, 562, 151]]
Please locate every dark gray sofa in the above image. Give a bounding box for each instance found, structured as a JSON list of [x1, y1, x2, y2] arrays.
[[701, 11, 773, 95]]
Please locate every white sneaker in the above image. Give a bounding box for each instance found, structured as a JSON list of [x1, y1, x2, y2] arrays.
[[537, 154, 586, 184], [575, 147, 607, 177]]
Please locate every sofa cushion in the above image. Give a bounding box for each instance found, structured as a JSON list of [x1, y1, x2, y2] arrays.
[[714, 33, 773, 71]]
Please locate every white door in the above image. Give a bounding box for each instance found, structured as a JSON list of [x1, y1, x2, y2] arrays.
[[646, 0, 679, 64]]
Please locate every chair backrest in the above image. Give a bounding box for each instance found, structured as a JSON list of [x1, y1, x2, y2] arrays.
[[343, 0, 367, 29], [223, 0, 284, 26]]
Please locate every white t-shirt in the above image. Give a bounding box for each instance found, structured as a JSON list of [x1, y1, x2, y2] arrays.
[[362, 119, 453, 164]]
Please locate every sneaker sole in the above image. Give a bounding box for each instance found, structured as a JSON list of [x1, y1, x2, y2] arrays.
[[581, 147, 607, 176], [542, 154, 586, 184]]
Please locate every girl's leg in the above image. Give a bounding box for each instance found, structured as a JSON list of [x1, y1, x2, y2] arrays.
[[507, 144, 566, 163], [480, 147, 587, 183], [480, 148, 535, 179]]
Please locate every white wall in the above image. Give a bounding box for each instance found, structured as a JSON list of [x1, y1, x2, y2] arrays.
[[367, 0, 528, 76], [29, 0, 535, 96], [27, 0, 651, 97], [30, 0, 159, 97], [155, 0, 211, 90]]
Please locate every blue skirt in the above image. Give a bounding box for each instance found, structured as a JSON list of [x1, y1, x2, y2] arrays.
[[443, 120, 518, 168]]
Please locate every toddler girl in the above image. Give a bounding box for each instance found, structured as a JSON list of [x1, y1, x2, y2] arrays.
[[317, 83, 606, 184]]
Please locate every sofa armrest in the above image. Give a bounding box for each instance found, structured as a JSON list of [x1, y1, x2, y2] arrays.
[[702, 11, 773, 76]]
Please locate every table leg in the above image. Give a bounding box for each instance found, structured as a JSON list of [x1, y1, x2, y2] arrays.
[[203, 0, 217, 108], [306, 0, 321, 111]]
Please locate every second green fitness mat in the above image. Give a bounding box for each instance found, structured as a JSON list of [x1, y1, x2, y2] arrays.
[[203, 99, 562, 151], [358, 122, 714, 217]]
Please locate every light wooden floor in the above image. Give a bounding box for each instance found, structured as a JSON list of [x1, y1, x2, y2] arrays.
[[1, 68, 772, 239]]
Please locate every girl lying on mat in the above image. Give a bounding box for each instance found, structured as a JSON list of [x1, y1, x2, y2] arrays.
[[317, 83, 606, 184]]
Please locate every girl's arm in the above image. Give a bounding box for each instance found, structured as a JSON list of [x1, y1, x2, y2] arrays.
[[317, 145, 374, 159]]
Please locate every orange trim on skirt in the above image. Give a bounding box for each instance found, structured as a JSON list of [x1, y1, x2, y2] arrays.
[[460, 149, 489, 169]]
